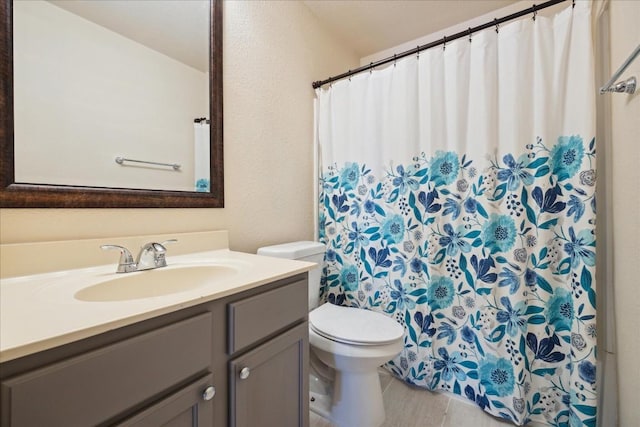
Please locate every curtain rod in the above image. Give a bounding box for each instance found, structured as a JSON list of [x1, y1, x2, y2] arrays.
[[312, 0, 569, 89]]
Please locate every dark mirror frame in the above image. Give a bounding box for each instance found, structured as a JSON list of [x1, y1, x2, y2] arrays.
[[0, 0, 223, 208]]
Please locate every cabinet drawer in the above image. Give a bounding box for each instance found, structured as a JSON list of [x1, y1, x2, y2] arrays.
[[1, 313, 212, 427], [228, 278, 307, 353]]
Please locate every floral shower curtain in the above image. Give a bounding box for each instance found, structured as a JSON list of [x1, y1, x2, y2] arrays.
[[317, 3, 597, 426]]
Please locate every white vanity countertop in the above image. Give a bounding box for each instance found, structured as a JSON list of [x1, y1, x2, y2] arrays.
[[0, 249, 315, 363]]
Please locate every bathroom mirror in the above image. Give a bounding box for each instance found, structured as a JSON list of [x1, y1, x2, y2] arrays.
[[0, 0, 223, 207]]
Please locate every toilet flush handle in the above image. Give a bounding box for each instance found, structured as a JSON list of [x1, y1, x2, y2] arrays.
[[239, 367, 251, 380]]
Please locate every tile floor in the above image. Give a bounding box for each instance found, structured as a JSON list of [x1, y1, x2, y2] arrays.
[[310, 369, 515, 427]]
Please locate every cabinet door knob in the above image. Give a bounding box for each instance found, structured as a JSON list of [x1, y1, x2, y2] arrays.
[[202, 386, 216, 401], [239, 367, 251, 380]]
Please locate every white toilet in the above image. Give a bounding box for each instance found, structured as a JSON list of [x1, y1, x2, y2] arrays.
[[257, 241, 404, 427]]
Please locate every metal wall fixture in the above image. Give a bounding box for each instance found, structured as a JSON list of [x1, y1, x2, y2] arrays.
[[115, 156, 181, 171], [600, 44, 639, 95]]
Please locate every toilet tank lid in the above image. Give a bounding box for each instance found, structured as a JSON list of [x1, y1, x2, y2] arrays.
[[257, 241, 325, 259]]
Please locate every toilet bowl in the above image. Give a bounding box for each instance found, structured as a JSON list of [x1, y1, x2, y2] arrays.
[[309, 303, 403, 427], [257, 241, 404, 427]]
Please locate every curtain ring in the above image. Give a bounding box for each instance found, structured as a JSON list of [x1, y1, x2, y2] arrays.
[[468, 27, 472, 43], [494, 18, 499, 33], [369, 62, 373, 74], [532, 4, 537, 21], [572, 0, 575, 8], [443, 35, 447, 50], [393, 54, 397, 67], [348, 70, 351, 82], [416, 46, 420, 59]]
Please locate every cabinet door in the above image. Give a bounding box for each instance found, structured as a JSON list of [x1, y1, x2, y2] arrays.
[[229, 322, 309, 427], [118, 373, 214, 427]]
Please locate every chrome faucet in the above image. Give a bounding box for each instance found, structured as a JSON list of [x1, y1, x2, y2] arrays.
[[101, 239, 177, 273], [136, 240, 172, 271], [100, 245, 137, 273]]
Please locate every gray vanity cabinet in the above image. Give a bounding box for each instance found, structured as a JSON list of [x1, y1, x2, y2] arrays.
[[229, 322, 308, 427], [227, 277, 309, 427], [1, 313, 214, 427], [0, 273, 309, 427]]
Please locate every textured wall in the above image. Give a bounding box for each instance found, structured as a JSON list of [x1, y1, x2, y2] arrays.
[[0, 1, 358, 253], [609, 1, 640, 425]]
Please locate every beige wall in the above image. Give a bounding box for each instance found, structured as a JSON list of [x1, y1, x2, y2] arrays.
[[609, 1, 640, 426], [0, 1, 359, 253]]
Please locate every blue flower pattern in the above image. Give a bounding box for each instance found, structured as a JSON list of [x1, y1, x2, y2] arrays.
[[479, 355, 516, 397], [482, 214, 518, 254], [427, 276, 455, 310], [319, 136, 597, 426], [195, 178, 210, 192]]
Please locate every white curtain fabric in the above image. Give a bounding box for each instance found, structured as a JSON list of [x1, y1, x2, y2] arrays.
[[317, 2, 597, 426], [318, 5, 594, 171]]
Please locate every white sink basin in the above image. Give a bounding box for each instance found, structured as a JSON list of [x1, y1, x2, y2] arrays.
[[74, 265, 239, 302]]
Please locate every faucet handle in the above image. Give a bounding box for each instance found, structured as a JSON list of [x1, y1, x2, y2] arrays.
[[136, 239, 176, 270], [101, 245, 136, 273], [161, 239, 178, 247], [150, 239, 177, 269], [157, 239, 177, 266]]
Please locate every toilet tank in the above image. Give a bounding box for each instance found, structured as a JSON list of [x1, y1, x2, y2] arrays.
[[257, 241, 325, 309]]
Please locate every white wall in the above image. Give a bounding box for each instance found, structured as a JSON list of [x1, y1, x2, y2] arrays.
[[608, 1, 640, 426], [13, 1, 208, 192], [0, 1, 359, 253]]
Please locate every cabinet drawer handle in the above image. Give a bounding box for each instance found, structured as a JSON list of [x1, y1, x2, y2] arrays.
[[202, 386, 216, 401], [239, 367, 251, 380]]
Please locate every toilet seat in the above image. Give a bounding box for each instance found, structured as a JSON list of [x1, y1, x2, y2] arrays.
[[309, 303, 404, 346]]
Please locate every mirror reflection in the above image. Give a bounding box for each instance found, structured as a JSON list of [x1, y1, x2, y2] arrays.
[[13, 0, 210, 192]]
